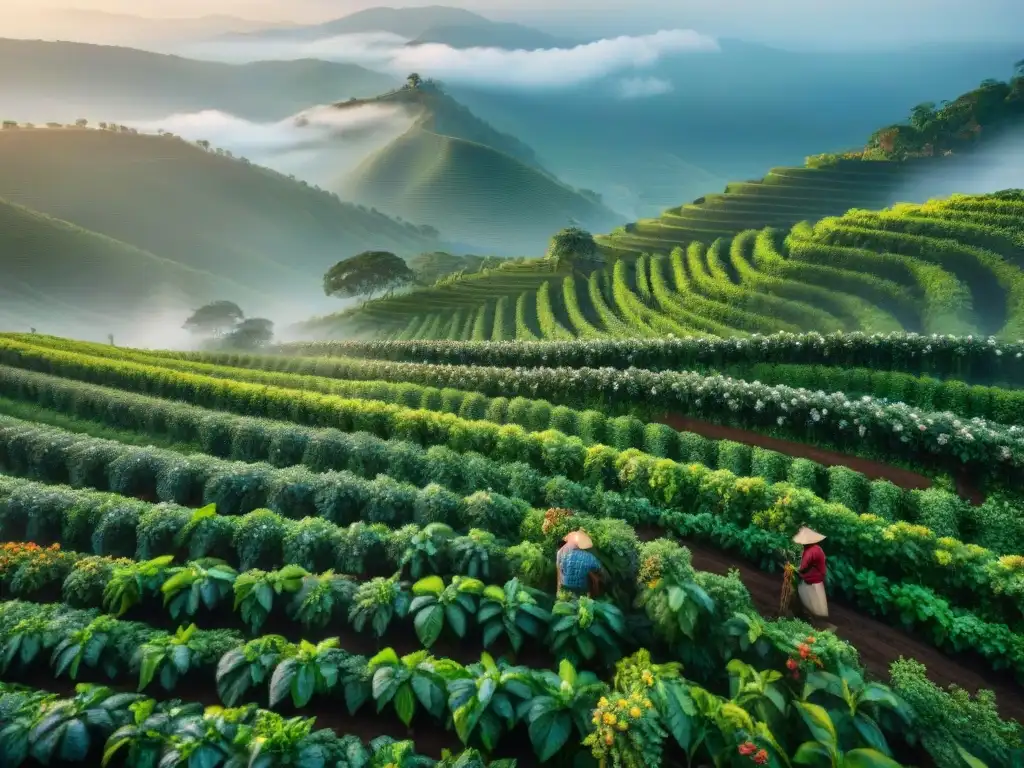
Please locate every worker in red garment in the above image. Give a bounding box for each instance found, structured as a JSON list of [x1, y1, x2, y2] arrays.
[[793, 527, 837, 631]]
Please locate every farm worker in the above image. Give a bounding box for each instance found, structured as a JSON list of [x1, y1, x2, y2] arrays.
[[556, 530, 602, 597], [793, 526, 833, 628]]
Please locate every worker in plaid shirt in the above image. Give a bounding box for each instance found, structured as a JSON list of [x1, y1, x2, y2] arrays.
[[556, 530, 602, 596]]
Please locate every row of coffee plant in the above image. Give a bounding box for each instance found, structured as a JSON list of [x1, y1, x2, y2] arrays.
[[7, 337, 1024, 487], [5, 361, 1014, 557], [263, 332, 1024, 385], [2, 538, 1015, 766], [0, 681, 500, 768], [0, 599, 609, 761], [1, 448, 1021, 680], [11, 642, 1002, 768], [122, 340, 1024, 433], [39, 333, 1020, 483], [1, 402, 1020, 634], [3, 363, 976, 539], [0, 542, 598, 661]]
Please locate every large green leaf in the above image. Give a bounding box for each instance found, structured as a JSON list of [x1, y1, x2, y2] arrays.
[[795, 701, 838, 747], [294, 664, 316, 707], [413, 604, 444, 647], [394, 684, 416, 726], [413, 576, 445, 597], [57, 720, 90, 761], [445, 604, 468, 638], [852, 714, 889, 755], [528, 710, 572, 762], [269, 658, 297, 708]]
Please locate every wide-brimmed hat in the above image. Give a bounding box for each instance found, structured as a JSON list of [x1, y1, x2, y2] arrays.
[[563, 530, 594, 549], [792, 527, 826, 546]]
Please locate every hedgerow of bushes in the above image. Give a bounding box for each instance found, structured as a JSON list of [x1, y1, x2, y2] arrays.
[[1, 359, 1022, 629], [4, 337, 1024, 490], [264, 331, 1024, 385]]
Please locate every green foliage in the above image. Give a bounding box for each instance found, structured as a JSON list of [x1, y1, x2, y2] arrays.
[[323, 251, 415, 300]]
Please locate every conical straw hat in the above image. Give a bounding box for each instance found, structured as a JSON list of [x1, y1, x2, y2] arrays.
[[792, 527, 826, 546], [563, 530, 594, 549]]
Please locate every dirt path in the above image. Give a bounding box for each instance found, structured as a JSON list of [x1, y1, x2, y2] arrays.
[[682, 540, 1024, 722], [658, 412, 986, 505]]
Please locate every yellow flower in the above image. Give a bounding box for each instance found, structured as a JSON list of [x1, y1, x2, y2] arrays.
[[603, 713, 617, 726], [641, 671, 654, 686], [592, 714, 600, 725], [646, 578, 661, 589], [629, 706, 642, 718], [598, 697, 609, 707], [616, 698, 627, 709], [643, 699, 653, 709]]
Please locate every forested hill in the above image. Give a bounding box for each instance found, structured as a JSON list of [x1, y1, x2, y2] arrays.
[[813, 68, 1024, 164]]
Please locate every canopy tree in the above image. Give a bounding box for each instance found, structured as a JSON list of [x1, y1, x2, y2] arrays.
[[323, 251, 415, 300], [226, 318, 274, 349], [183, 300, 244, 337], [546, 227, 599, 268]]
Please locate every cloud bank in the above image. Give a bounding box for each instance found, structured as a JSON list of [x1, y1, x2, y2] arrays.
[[183, 28, 718, 90], [122, 102, 418, 183]]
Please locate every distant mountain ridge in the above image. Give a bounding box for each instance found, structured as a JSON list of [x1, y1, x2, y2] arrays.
[[220, 5, 575, 48], [0, 37, 398, 122]]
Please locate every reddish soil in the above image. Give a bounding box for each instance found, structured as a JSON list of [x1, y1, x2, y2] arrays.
[[679, 539, 1024, 722], [658, 412, 986, 505]]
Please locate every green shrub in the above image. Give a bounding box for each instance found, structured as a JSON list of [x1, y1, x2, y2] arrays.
[[867, 480, 906, 521], [787, 459, 823, 495], [890, 657, 1023, 768], [750, 447, 791, 483], [678, 432, 715, 465], [911, 488, 965, 539], [642, 423, 676, 458], [716, 440, 751, 477], [826, 466, 869, 513]]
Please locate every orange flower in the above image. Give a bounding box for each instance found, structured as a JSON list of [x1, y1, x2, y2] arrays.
[[786, 658, 798, 670], [754, 749, 769, 765], [738, 742, 757, 756], [798, 643, 810, 659]]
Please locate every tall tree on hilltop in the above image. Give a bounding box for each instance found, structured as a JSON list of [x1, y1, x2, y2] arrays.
[[547, 227, 598, 270], [406, 73, 423, 89], [183, 301, 244, 337], [323, 251, 415, 301]]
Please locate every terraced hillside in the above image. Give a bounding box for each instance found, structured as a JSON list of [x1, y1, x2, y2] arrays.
[[335, 82, 622, 253], [0, 125, 438, 333], [0, 332, 1020, 767], [300, 190, 1024, 342], [598, 68, 1024, 257]]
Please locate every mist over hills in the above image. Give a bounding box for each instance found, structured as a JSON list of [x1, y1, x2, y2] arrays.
[[4, 2, 1024, 339], [0, 125, 440, 340]]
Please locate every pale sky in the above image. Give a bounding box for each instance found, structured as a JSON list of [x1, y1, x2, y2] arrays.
[[5, 0, 1023, 47]]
